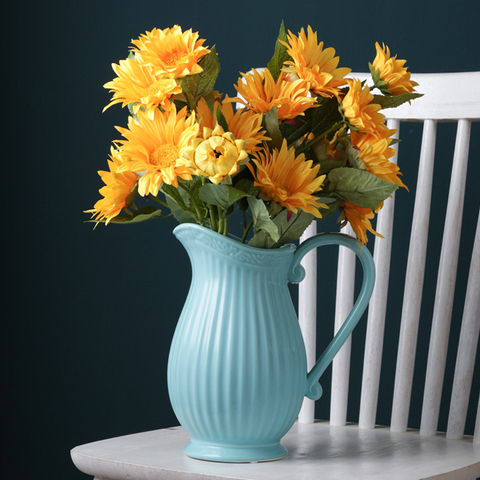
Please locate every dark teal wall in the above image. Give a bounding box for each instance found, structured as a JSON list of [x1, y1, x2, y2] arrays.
[[3, 1, 479, 478]]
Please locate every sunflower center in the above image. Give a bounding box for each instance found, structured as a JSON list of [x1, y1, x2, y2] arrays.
[[165, 51, 183, 67], [150, 144, 179, 168], [147, 79, 173, 95]]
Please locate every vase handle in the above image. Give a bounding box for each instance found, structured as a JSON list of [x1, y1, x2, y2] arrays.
[[288, 232, 376, 400]]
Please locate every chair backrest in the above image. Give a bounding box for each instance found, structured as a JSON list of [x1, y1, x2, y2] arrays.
[[298, 71, 480, 442]]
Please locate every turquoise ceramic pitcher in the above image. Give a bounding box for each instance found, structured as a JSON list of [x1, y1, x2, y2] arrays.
[[167, 223, 375, 462]]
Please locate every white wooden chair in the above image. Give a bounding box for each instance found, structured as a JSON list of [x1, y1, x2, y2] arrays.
[[71, 71, 480, 480]]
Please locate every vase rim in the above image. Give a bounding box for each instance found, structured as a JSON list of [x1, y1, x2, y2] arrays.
[[173, 223, 296, 256]]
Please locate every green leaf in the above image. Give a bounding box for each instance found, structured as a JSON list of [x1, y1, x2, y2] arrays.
[[161, 183, 190, 209], [248, 209, 316, 248], [368, 63, 380, 83], [247, 197, 280, 243], [371, 92, 423, 109], [199, 46, 221, 87], [267, 21, 291, 81], [327, 168, 398, 209], [317, 157, 347, 175], [263, 106, 283, 149], [316, 196, 343, 220], [179, 46, 220, 108], [311, 96, 343, 136], [188, 178, 208, 213], [345, 142, 367, 171], [226, 185, 254, 205], [233, 178, 259, 197], [273, 209, 315, 247], [160, 180, 211, 225], [202, 89, 217, 114], [198, 183, 229, 209], [216, 105, 229, 131], [165, 195, 198, 224], [173, 98, 188, 112], [279, 119, 300, 140], [199, 182, 259, 220], [162, 181, 207, 221], [127, 102, 139, 121], [368, 63, 391, 95], [90, 206, 166, 225], [248, 231, 270, 248]]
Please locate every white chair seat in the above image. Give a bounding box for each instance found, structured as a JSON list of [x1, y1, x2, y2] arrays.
[[71, 423, 480, 480]]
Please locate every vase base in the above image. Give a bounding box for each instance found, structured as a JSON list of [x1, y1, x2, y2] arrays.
[[184, 440, 288, 463]]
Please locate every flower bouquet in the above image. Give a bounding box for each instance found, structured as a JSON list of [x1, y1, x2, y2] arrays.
[[86, 23, 420, 247]]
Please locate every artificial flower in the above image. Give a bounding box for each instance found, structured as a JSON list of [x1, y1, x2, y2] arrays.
[[231, 68, 317, 120], [85, 147, 139, 225], [371, 43, 418, 95], [196, 96, 269, 154], [351, 131, 407, 189], [222, 101, 270, 154], [341, 201, 383, 245], [87, 23, 420, 245], [103, 58, 182, 119], [183, 124, 249, 185], [341, 78, 389, 137], [130, 26, 210, 79], [282, 26, 351, 99], [114, 106, 199, 196], [248, 139, 327, 218]]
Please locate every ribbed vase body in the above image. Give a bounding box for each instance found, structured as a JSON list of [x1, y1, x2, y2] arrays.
[[167, 224, 307, 462]]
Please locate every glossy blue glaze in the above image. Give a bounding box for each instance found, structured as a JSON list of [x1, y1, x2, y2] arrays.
[[167, 223, 375, 462]]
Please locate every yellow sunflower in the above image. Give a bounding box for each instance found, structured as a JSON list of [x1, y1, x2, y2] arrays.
[[196, 96, 269, 154], [222, 99, 270, 154], [85, 147, 139, 225], [342, 200, 383, 245], [130, 25, 210, 79], [183, 124, 249, 185], [248, 139, 327, 218], [351, 131, 407, 189], [281, 26, 351, 99], [114, 106, 199, 196], [372, 43, 418, 95], [230, 68, 317, 121], [103, 58, 182, 119], [342, 78, 389, 137]]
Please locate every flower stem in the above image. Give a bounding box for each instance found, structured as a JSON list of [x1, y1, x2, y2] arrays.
[[179, 183, 204, 226], [223, 215, 229, 236], [147, 195, 170, 209], [216, 206, 225, 234], [209, 205, 218, 231], [241, 218, 254, 243]]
